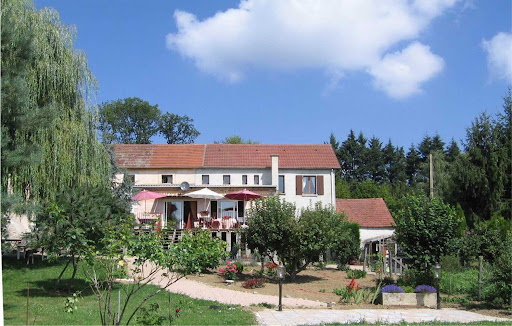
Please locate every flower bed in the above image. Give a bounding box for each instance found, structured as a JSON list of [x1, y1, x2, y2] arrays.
[[377, 292, 437, 308]]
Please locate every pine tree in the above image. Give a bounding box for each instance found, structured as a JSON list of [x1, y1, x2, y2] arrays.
[[406, 144, 421, 187], [365, 136, 385, 183]]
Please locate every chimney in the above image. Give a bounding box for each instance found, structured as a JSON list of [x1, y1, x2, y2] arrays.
[[271, 154, 279, 189]]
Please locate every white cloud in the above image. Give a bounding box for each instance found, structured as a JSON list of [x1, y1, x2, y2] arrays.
[[167, 0, 458, 97], [482, 32, 512, 83], [369, 42, 444, 99]]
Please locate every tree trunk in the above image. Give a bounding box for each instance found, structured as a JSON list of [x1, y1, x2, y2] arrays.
[[55, 258, 72, 289]]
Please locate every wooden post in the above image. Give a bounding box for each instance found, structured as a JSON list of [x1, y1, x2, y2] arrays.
[[478, 256, 483, 301], [429, 153, 434, 198]]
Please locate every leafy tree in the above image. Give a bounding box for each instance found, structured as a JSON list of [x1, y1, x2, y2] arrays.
[[330, 221, 360, 265], [158, 113, 200, 144], [394, 195, 460, 272], [29, 185, 130, 287], [216, 135, 259, 144], [488, 231, 512, 306], [172, 230, 228, 273], [85, 223, 195, 325], [98, 97, 161, 144], [243, 197, 357, 281], [1, 0, 112, 207]]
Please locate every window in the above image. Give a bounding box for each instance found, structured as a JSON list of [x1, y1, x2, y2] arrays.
[[302, 176, 317, 194], [242, 175, 248, 185], [254, 175, 260, 185], [223, 175, 231, 185], [162, 175, 173, 184], [202, 175, 209, 185], [278, 175, 285, 194]]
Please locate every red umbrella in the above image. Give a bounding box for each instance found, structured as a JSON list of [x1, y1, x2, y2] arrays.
[[224, 189, 261, 201], [131, 190, 167, 201], [131, 190, 167, 217]]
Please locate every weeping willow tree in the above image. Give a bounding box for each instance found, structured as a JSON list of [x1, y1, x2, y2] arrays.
[[1, 0, 112, 207]]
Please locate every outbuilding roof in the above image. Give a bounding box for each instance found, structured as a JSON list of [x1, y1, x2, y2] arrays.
[[336, 198, 394, 228], [113, 144, 340, 169]]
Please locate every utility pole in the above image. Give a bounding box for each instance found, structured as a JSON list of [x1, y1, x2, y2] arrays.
[[429, 153, 434, 198]]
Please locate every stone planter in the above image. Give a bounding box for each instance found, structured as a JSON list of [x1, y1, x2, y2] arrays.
[[377, 292, 436, 308]]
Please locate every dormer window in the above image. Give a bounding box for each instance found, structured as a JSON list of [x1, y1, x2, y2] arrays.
[[162, 175, 173, 184]]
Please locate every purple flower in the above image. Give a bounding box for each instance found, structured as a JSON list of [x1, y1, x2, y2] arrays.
[[414, 285, 437, 293], [380, 284, 405, 293]]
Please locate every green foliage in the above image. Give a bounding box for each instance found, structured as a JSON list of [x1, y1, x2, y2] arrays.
[[98, 97, 161, 144], [136, 303, 167, 325], [346, 269, 367, 279], [394, 195, 460, 271], [243, 197, 359, 281], [158, 112, 200, 144], [488, 231, 512, 305], [29, 184, 131, 286], [216, 135, 259, 144], [439, 255, 461, 273], [1, 0, 112, 206], [333, 279, 373, 304], [172, 230, 228, 274], [474, 215, 512, 261], [64, 291, 82, 314], [233, 261, 244, 274], [441, 269, 478, 296]]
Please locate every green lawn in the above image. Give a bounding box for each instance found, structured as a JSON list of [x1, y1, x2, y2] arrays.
[[2, 257, 255, 325]]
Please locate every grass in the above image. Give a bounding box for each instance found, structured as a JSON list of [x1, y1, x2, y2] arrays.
[[2, 257, 255, 325]]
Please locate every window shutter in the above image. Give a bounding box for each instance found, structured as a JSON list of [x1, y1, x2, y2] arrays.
[[317, 175, 324, 195], [296, 175, 302, 195]]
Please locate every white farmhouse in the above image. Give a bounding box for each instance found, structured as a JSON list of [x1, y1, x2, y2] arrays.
[[113, 144, 340, 233]]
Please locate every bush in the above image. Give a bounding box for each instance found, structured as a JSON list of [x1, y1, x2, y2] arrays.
[[233, 261, 244, 274], [173, 230, 228, 274], [440, 255, 461, 273], [243, 278, 266, 289], [487, 232, 512, 305], [398, 269, 434, 288], [218, 261, 238, 280], [346, 269, 367, 279], [441, 269, 478, 296]]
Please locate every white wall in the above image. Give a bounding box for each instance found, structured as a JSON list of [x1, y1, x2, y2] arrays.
[[278, 169, 336, 211], [359, 227, 395, 248]]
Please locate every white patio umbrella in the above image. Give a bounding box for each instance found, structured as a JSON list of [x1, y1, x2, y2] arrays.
[[185, 188, 224, 210]]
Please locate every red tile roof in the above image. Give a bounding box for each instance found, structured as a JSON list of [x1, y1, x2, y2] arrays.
[[112, 144, 205, 168], [204, 144, 340, 169], [336, 198, 394, 228], [113, 144, 340, 169]]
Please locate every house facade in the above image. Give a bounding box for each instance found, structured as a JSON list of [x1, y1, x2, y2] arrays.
[[113, 144, 340, 231]]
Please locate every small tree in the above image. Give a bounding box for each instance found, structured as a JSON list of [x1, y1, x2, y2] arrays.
[[29, 185, 129, 288], [394, 195, 460, 273], [172, 230, 228, 273], [243, 197, 359, 281]]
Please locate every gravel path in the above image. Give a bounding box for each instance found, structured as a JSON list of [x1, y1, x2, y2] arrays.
[[128, 259, 324, 308]]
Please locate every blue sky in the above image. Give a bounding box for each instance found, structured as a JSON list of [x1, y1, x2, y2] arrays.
[[35, 0, 511, 149]]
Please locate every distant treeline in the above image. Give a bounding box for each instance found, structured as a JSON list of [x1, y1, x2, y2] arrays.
[[328, 89, 511, 228]]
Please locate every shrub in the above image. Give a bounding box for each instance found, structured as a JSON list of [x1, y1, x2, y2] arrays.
[[414, 285, 437, 293], [487, 232, 512, 305], [233, 261, 244, 274], [380, 284, 405, 293], [264, 262, 277, 277], [218, 261, 238, 280], [401, 286, 414, 293], [346, 269, 367, 279], [337, 263, 349, 271], [172, 230, 228, 274], [439, 255, 461, 273], [441, 269, 478, 296], [243, 278, 266, 289]]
